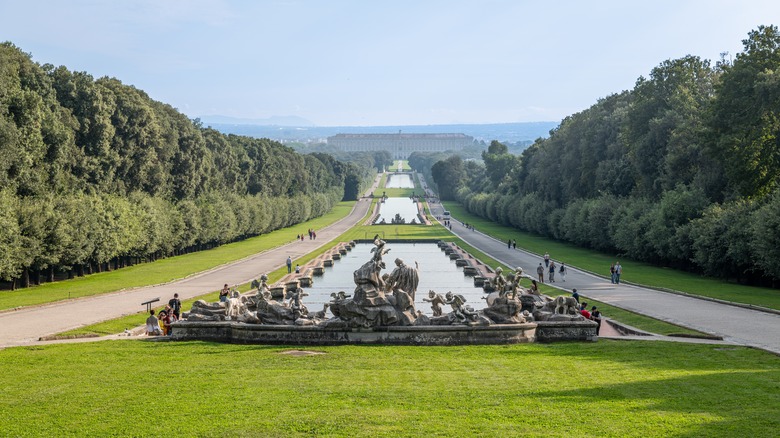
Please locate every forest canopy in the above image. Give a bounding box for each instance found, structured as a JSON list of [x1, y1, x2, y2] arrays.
[[0, 42, 377, 289], [420, 25, 780, 286]]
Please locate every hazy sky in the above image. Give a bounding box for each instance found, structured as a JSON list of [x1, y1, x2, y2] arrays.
[[1, 0, 777, 126]]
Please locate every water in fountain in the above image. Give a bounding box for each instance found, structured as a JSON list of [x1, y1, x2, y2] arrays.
[[304, 243, 485, 317]]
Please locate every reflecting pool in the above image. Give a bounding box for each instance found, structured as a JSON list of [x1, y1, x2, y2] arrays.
[[303, 243, 486, 317], [375, 197, 420, 223], [386, 173, 414, 188]]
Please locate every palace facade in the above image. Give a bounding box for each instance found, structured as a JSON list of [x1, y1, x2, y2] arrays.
[[327, 133, 473, 159]]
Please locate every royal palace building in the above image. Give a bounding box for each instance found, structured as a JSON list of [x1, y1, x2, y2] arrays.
[[327, 133, 473, 159]]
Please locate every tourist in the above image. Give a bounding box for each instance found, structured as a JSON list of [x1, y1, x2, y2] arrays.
[[286, 256, 292, 273], [168, 293, 182, 319], [529, 279, 540, 295], [548, 261, 556, 282], [160, 305, 175, 335], [571, 288, 579, 303], [536, 263, 545, 283], [614, 262, 622, 284], [559, 263, 567, 282], [512, 240, 516, 249], [543, 252, 550, 267], [591, 306, 602, 334], [146, 310, 161, 336], [507, 239, 512, 249], [295, 264, 300, 274], [580, 302, 591, 319], [220, 284, 230, 302], [610, 263, 616, 284]]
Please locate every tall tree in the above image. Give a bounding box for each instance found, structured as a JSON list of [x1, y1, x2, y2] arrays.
[[710, 25, 780, 198]]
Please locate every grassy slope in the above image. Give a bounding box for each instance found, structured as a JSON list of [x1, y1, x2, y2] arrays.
[[0, 202, 356, 311], [2, 340, 778, 437], [443, 202, 780, 311]]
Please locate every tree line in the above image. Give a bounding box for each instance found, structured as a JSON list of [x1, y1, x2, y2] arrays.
[[0, 43, 378, 290], [421, 26, 780, 286]]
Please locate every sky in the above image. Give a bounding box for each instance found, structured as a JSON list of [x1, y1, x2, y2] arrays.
[[1, 0, 778, 126]]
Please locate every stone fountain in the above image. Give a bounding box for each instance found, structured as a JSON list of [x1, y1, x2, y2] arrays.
[[172, 238, 597, 345]]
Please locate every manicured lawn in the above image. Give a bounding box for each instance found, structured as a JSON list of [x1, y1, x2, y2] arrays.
[[443, 202, 780, 311], [391, 159, 412, 171], [2, 340, 778, 437], [0, 202, 356, 311], [374, 188, 418, 198]]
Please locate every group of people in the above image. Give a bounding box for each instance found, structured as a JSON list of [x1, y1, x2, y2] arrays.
[[506, 239, 516, 249], [295, 229, 317, 242], [571, 288, 603, 334], [609, 262, 623, 284], [535, 252, 567, 283], [145, 293, 182, 336]]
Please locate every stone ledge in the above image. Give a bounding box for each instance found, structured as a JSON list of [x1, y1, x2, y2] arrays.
[[171, 320, 597, 346], [172, 321, 539, 346]]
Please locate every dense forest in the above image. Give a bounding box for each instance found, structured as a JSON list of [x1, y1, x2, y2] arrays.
[[420, 25, 780, 286], [0, 43, 384, 290]]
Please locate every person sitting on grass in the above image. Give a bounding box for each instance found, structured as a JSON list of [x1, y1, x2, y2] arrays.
[[146, 310, 162, 336]]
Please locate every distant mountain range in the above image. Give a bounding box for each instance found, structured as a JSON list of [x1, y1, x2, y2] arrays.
[[199, 115, 316, 127], [199, 117, 559, 144]]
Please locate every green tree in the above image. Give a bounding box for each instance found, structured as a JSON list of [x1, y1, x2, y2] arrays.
[[709, 25, 780, 198]]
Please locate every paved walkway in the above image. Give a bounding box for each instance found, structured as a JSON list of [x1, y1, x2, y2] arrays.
[[0, 177, 381, 349], [427, 201, 780, 355]]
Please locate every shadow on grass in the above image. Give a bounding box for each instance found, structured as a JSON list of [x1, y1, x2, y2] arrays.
[[530, 367, 780, 435]]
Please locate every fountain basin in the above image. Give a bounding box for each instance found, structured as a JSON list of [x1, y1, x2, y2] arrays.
[[172, 321, 538, 345], [171, 320, 597, 345]]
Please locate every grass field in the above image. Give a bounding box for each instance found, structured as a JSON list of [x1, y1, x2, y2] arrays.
[[443, 202, 780, 311], [7, 194, 779, 437], [0, 202, 356, 311], [2, 340, 778, 437]]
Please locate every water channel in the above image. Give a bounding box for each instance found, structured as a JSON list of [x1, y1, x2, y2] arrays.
[[385, 173, 414, 188], [303, 243, 487, 317], [375, 197, 420, 223]]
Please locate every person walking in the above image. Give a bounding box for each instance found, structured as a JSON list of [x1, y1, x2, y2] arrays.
[[544, 252, 550, 267], [614, 262, 622, 284], [610, 263, 616, 284], [559, 263, 567, 282], [286, 256, 293, 273], [548, 261, 556, 282], [536, 263, 545, 283], [507, 239, 512, 249], [512, 240, 516, 249]]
